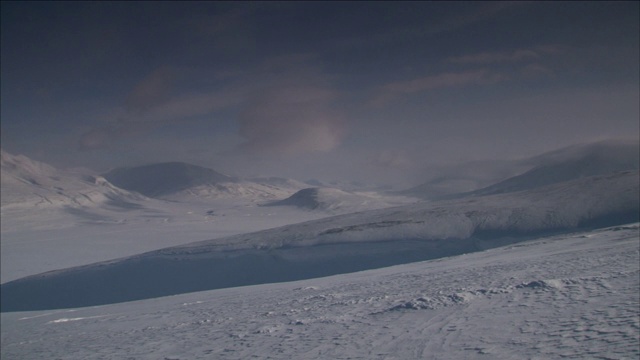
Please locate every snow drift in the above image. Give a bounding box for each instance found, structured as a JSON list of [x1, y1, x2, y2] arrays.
[[1, 170, 637, 312]]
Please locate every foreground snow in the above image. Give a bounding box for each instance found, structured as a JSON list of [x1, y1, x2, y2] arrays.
[[2, 224, 638, 359]]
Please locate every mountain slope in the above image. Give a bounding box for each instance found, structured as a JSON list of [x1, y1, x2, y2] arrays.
[[2, 170, 637, 311], [1, 150, 145, 209], [462, 140, 640, 198], [406, 139, 639, 200]]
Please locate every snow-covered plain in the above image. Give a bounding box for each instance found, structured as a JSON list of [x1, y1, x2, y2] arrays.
[[2, 224, 638, 359]]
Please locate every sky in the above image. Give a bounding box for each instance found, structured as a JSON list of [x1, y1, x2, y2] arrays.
[[1, 2, 638, 187]]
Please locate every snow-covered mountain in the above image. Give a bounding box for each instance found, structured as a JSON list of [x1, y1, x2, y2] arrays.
[[264, 187, 415, 214], [406, 139, 640, 199], [1, 150, 145, 210], [456, 139, 640, 198], [3, 169, 637, 311], [400, 160, 525, 199], [103, 162, 235, 197]]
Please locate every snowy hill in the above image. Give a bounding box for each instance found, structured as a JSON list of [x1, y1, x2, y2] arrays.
[[103, 162, 310, 202], [103, 162, 235, 197], [264, 187, 414, 213], [2, 170, 637, 311], [0, 150, 145, 210]]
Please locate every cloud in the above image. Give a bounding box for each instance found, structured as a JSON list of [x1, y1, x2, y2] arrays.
[[77, 121, 149, 150], [77, 65, 247, 151], [78, 55, 348, 157], [237, 84, 346, 156], [423, 2, 526, 36], [368, 149, 413, 170], [78, 127, 118, 150], [448, 50, 540, 64], [125, 67, 173, 113], [371, 69, 504, 107], [447, 45, 563, 65]]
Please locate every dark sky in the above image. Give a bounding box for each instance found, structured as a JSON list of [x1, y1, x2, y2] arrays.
[[2, 2, 638, 186]]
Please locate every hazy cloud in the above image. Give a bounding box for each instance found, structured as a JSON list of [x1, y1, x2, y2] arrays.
[[125, 67, 173, 113], [448, 49, 540, 64], [371, 69, 504, 107], [238, 85, 346, 156], [79, 54, 347, 157], [449, 45, 564, 65], [78, 67, 246, 150], [368, 149, 413, 170], [78, 127, 118, 150]]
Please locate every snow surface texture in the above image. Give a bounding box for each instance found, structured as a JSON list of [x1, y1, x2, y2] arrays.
[[2, 170, 637, 311], [2, 225, 638, 359]]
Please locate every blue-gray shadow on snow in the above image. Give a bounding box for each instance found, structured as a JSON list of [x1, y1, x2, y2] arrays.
[[2, 209, 638, 313]]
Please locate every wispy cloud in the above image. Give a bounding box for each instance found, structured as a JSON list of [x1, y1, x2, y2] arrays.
[[237, 84, 346, 156], [78, 67, 246, 151], [78, 55, 348, 156], [448, 50, 540, 64], [124, 67, 174, 113], [370, 69, 504, 107], [447, 45, 563, 65]]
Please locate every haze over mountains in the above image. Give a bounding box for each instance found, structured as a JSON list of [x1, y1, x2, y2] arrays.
[[1, 139, 639, 359], [1, 139, 638, 311], [4, 167, 638, 310], [4, 139, 637, 211], [404, 139, 640, 199]]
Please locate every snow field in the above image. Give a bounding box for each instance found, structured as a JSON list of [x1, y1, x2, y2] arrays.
[[1, 224, 638, 359]]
